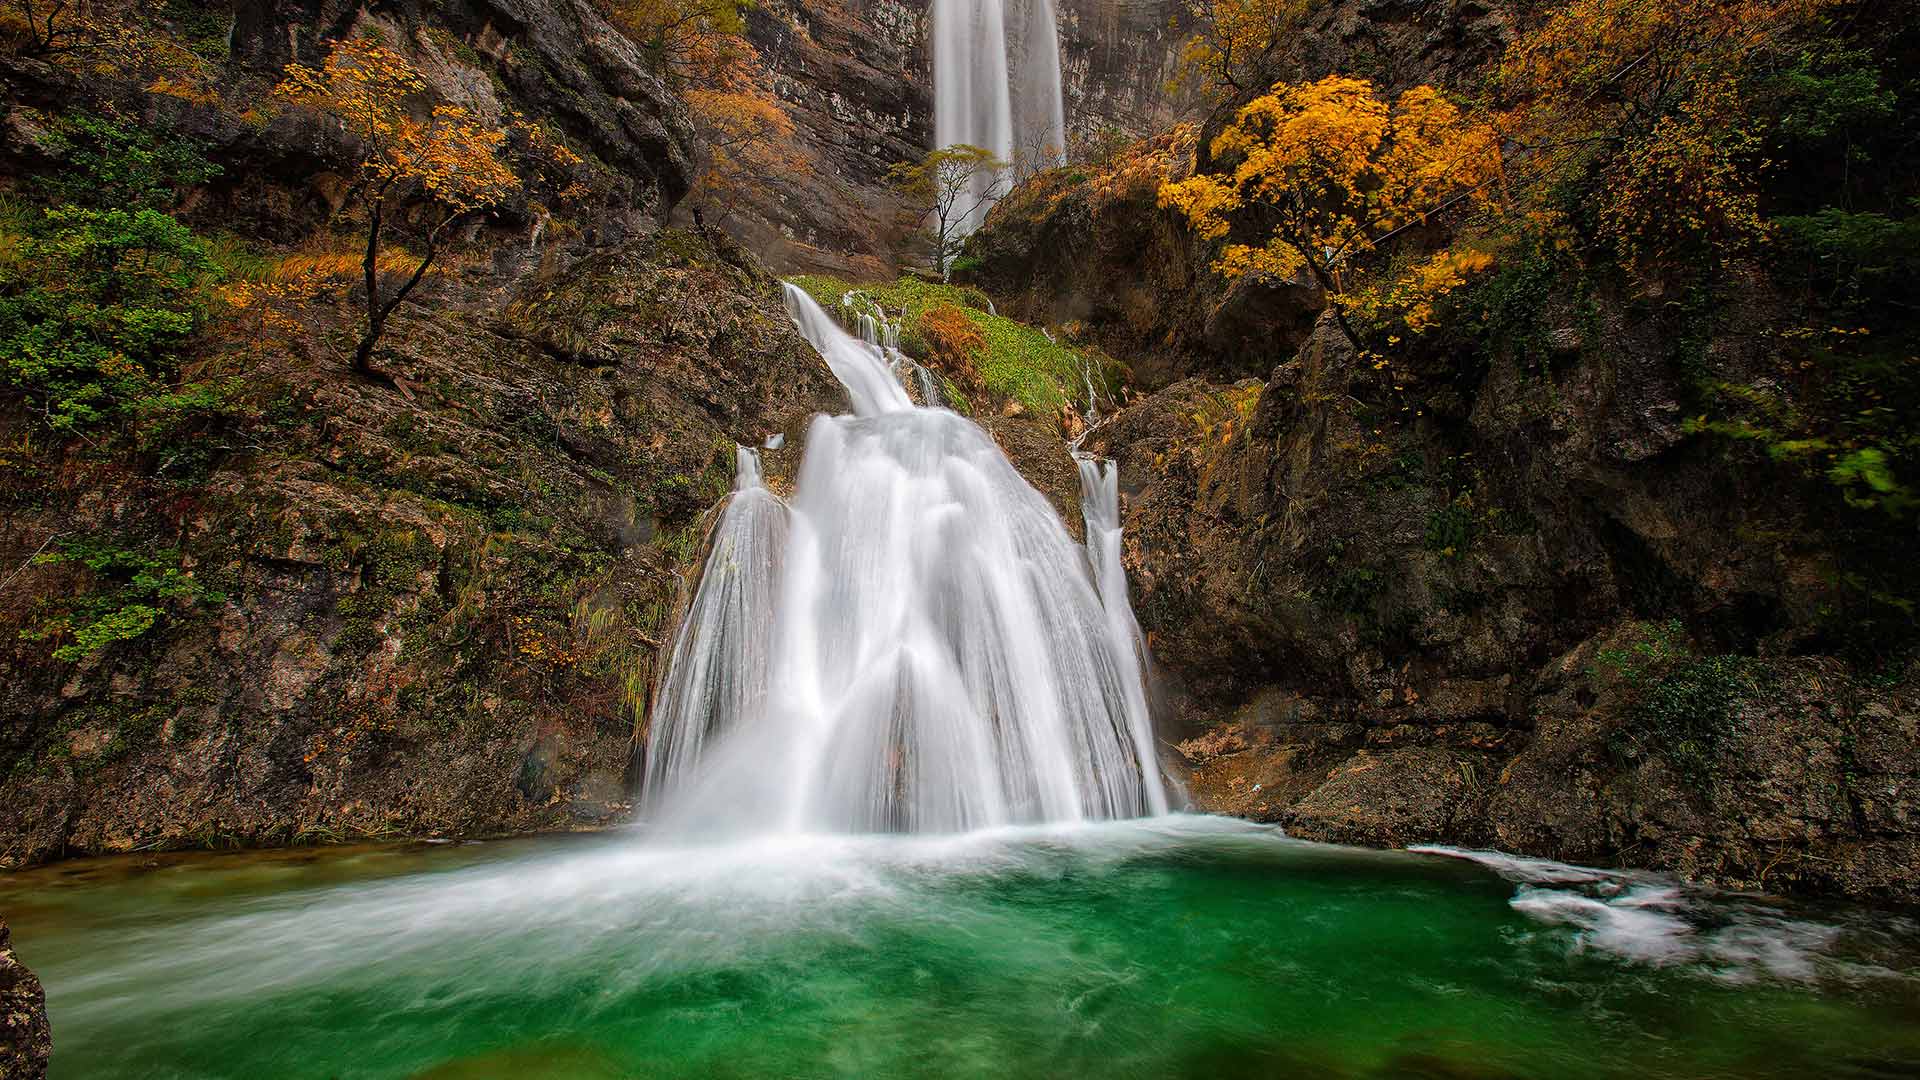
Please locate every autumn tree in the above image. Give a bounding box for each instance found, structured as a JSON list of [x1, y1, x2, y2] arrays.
[[274, 39, 521, 378], [685, 86, 807, 222], [606, 0, 755, 88], [1491, 0, 1832, 273], [2, 0, 104, 57], [1159, 76, 1502, 328], [1170, 0, 1309, 99], [604, 0, 804, 224], [889, 144, 1007, 280]]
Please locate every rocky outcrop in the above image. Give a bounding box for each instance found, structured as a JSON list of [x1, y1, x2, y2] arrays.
[[230, 0, 699, 217], [0, 227, 845, 866], [0, 918, 50, 1080], [1069, 294, 1920, 905], [965, 0, 1512, 385]]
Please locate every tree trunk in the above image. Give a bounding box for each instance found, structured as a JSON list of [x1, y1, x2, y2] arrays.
[[355, 197, 386, 380]]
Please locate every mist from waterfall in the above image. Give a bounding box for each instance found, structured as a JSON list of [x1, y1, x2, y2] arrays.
[[933, 0, 1067, 232], [642, 285, 1166, 836]]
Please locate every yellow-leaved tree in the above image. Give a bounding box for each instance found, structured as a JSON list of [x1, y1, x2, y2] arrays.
[[1170, 0, 1309, 99], [605, 0, 806, 221], [1492, 0, 1831, 273], [889, 144, 1008, 280], [275, 39, 522, 378], [1158, 76, 1502, 332]]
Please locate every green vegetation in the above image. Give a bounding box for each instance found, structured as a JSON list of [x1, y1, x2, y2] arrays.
[[1422, 494, 1475, 558], [0, 112, 246, 443], [20, 537, 226, 661], [31, 111, 221, 212], [0, 204, 220, 431], [1594, 620, 1761, 793], [787, 274, 1119, 418]]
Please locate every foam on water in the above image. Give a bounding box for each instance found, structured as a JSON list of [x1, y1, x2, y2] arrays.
[[1413, 845, 1913, 983]]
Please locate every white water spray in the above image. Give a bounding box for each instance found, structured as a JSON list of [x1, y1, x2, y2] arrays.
[[643, 285, 1167, 836]]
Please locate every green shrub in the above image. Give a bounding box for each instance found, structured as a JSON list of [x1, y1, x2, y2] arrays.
[[20, 538, 226, 661], [1595, 621, 1760, 793], [1423, 494, 1475, 557], [0, 205, 221, 432], [1612, 654, 1759, 791], [788, 274, 1117, 418], [34, 112, 220, 212]]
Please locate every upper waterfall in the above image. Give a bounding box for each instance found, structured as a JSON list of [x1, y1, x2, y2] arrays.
[[933, 0, 1067, 232], [641, 285, 1166, 836]]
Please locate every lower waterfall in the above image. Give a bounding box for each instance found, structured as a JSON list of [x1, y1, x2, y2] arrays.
[[642, 284, 1168, 835]]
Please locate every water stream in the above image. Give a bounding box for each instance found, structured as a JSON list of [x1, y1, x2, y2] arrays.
[[9, 821, 1919, 1079], [644, 285, 1165, 836], [932, 0, 1065, 230]]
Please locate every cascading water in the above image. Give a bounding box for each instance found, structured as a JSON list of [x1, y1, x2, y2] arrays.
[[642, 285, 1167, 836], [933, 0, 1066, 231], [847, 291, 944, 406], [642, 447, 786, 810]]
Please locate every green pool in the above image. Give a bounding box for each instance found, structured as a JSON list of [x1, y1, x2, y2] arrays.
[[5, 816, 1917, 1078]]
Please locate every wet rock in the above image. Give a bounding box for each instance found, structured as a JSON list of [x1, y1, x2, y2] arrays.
[[0, 918, 50, 1080]]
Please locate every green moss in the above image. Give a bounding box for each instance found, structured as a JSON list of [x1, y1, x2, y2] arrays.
[[1609, 654, 1760, 792], [788, 274, 1116, 418]]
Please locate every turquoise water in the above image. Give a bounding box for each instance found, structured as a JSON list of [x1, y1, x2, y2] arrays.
[[5, 816, 1918, 1079]]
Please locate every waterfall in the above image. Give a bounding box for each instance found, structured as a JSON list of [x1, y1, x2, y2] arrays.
[[643, 447, 787, 811], [933, 0, 1066, 232], [641, 285, 1167, 836]]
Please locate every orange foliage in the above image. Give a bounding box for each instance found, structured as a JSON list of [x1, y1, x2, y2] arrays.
[[1171, 0, 1308, 99], [684, 83, 808, 217], [1159, 76, 1502, 291], [917, 303, 984, 384], [275, 40, 520, 216], [601, 0, 804, 221], [1084, 123, 1198, 215], [1493, 0, 1833, 270], [604, 0, 756, 91], [1336, 247, 1496, 334], [274, 39, 527, 374], [3, 1, 221, 99]]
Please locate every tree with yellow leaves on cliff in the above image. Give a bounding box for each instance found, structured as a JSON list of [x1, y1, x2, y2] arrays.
[[890, 144, 1008, 281], [1159, 76, 1503, 334], [1170, 0, 1308, 99], [604, 0, 805, 223], [275, 39, 523, 379], [1492, 0, 1832, 273]]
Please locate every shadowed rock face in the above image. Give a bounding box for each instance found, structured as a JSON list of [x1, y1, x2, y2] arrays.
[[0, 918, 51, 1080], [231, 0, 699, 215], [1072, 299, 1920, 906], [0, 228, 847, 868]]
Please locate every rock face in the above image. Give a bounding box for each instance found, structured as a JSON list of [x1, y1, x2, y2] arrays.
[[967, 0, 1511, 387], [231, 0, 700, 216], [958, 0, 1920, 907], [971, 240, 1920, 903], [0, 918, 51, 1080], [0, 226, 845, 865]]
